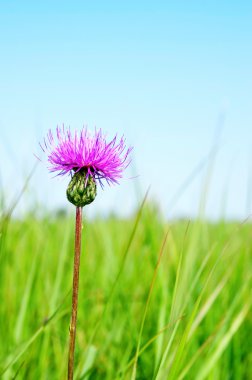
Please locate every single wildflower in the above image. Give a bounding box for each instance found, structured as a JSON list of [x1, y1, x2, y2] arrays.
[[40, 126, 132, 206], [39, 125, 132, 380]]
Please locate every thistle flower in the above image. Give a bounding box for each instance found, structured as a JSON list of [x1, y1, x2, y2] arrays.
[[40, 126, 132, 207], [39, 125, 133, 379]]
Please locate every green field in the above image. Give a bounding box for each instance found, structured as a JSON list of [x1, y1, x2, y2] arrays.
[[0, 199, 251, 379]]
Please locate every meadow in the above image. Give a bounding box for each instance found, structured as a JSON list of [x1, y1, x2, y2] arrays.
[[0, 196, 251, 379]]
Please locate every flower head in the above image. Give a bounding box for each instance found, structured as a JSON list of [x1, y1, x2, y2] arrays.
[[40, 126, 132, 207], [40, 126, 132, 187]]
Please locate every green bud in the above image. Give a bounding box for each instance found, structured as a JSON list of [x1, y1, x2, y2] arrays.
[[66, 170, 97, 207]]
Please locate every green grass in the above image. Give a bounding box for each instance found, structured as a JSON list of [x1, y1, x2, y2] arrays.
[[0, 201, 251, 379]]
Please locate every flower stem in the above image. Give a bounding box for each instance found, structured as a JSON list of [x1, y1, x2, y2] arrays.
[[68, 206, 83, 380]]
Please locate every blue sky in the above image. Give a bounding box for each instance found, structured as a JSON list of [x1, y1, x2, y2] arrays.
[[0, 1, 252, 219]]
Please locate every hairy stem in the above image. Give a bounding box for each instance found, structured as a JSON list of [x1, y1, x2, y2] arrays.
[[68, 206, 83, 380]]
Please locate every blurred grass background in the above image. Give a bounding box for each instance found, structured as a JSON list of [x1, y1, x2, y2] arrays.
[[0, 191, 251, 379]]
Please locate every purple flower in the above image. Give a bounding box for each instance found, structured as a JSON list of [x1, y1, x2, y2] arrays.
[[40, 126, 132, 187]]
